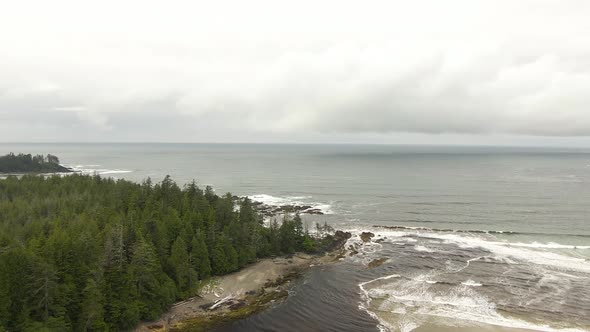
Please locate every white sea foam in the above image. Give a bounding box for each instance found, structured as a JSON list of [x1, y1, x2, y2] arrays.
[[359, 272, 587, 332], [66, 165, 133, 176], [249, 194, 311, 205], [492, 241, 590, 250], [358, 274, 401, 332], [350, 227, 589, 332], [414, 245, 434, 253], [248, 193, 333, 214], [97, 170, 133, 174], [365, 229, 590, 273], [461, 280, 482, 287]]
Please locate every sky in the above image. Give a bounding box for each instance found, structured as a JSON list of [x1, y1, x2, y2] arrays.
[[1, 0, 590, 145]]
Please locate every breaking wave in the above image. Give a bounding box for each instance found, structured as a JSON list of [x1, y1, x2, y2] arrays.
[[348, 227, 590, 332], [248, 193, 334, 214], [66, 164, 133, 176]]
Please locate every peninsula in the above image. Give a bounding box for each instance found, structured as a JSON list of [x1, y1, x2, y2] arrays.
[[0, 153, 72, 173]]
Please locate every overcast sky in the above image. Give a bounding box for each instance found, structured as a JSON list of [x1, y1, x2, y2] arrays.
[[1, 0, 590, 145]]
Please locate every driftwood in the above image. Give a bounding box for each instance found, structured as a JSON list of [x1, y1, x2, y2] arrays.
[[170, 294, 204, 308], [209, 295, 235, 310]]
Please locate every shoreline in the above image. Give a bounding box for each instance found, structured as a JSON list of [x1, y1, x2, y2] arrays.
[[136, 247, 347, 332]]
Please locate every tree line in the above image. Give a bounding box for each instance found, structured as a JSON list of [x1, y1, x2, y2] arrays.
[[0, 174, 329, 331], [0, 153, 70, 173]]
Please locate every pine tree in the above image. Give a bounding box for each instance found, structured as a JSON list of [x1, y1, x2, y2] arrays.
[[190, 233, 211, 280], [102, 225, 138, 330], [169, 237, 191, 292], [78, 278, 107, 331], [222, 235, 239, 273], [0, 173, 331, 331], [279, 217, 296, 254], [210, 242, 229, 275], [269, 218, 281, 255], [129, 236, 167, 319]]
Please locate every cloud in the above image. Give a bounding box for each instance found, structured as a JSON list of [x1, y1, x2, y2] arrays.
[[0, 0, 589, 142]]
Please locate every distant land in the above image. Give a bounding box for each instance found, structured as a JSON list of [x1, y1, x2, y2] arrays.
[[0, 153, 72, 173]]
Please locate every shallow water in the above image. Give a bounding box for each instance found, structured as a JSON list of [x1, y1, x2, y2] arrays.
[[1, 143, 589, 331]]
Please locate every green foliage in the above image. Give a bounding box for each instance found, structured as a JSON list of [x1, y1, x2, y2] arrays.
[[210, 242, 229, 275], [0, 153, 70, 173], [190, 234, 211, 280], [0, 174, 329, 331], [169, 237, 191, 292], [279, 213, 304, 254]]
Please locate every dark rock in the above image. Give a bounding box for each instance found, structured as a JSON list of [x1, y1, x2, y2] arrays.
[[320, 231, 352, 253], [360, 232, 375, 243], [200, 302, 214, 310], [368, 257, 388, 268], [229, 300, 247, 310]]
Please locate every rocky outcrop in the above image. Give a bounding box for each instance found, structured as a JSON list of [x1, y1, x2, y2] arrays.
[[368, 258, 388, 269], [360, 232, 375, 243], [254, 204, 325, 218]]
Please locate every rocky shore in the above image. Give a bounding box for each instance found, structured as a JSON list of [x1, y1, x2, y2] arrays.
[[229, 196, 326, 218], [136, 231, 351, 332]]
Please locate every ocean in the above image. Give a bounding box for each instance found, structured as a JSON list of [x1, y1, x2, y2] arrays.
[[1, 143, 589, 331]]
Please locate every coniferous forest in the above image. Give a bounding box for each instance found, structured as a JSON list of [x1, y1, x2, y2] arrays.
[[0, 153, 71, 173], [0, 174, 327, 332]]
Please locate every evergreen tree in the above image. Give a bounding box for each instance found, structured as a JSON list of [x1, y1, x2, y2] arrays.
[[0, 173, 332, 331], [169, 237, 191, 292], [78, 278, 106, 331], [129, 236, 169, 319], [190, 234, 211, 280], [210, 242, 228, 275]]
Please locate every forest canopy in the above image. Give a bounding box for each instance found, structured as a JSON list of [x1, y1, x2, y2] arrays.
[[0, 174, 333, 332], [0, 153, 71, 173]]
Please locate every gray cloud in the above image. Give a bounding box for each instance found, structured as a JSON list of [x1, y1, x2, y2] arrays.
[[1, 0, 590, 143]]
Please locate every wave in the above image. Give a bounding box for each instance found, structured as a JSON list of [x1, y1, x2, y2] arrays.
[[248, 193, 333, 214], [358, 274, 401, 332], [461, 280, 483, 287], [413, 245, 434, 253], [249, 194, 312, 206], [62, 164, 133, 176], [373, 225, 590, 239], [94, 170, 133, 174], [356, 229, 590, 274], [358, 273, 587, 332], [66, 165, 133, 175]]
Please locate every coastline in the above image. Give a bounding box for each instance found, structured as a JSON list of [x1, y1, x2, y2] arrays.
[[135, 251, 344, 332]]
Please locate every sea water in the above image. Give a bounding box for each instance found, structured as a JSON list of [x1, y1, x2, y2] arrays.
[[1, 143, 588, 331]]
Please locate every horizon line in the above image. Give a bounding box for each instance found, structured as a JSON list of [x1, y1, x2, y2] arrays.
[[2, 142, 590, 149]]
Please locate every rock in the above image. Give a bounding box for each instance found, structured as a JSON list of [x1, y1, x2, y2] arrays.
[[229, 300, 247, 310], [360, 232, 375, 243], [250, 198, 327, 217], [368, 258, 388, 268], [199, 303, 214, 310], [147, 323, 164, 330]]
